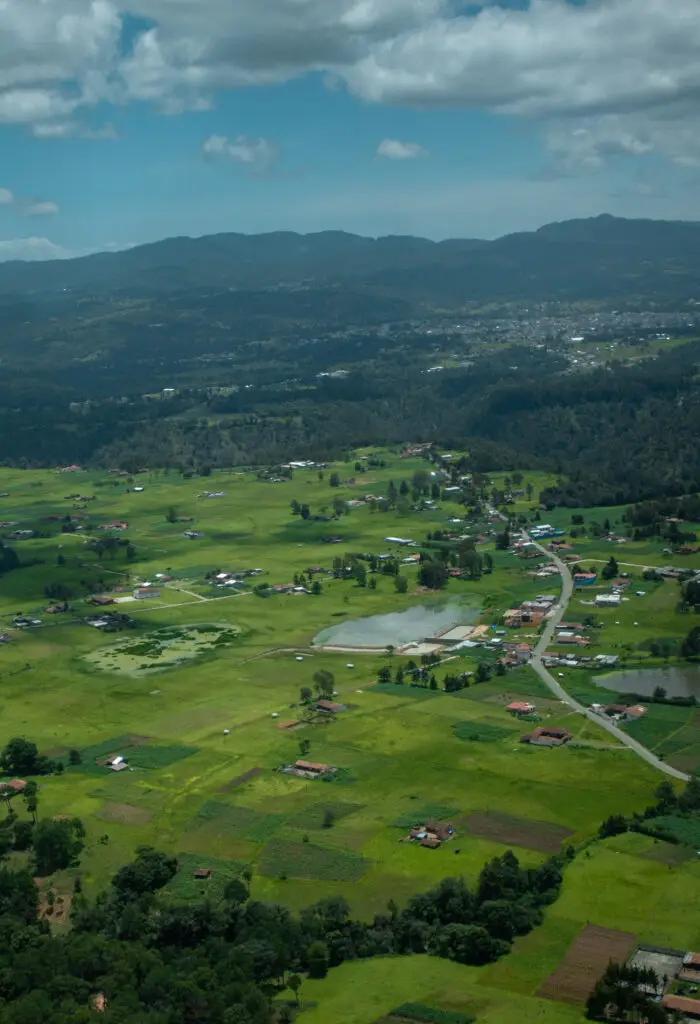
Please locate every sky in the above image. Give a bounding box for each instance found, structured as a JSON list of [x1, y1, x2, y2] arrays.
[[1, 0, 700, 261]]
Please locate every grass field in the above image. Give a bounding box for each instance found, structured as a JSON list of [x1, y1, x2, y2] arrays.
[[4, 452, 700, 1020]]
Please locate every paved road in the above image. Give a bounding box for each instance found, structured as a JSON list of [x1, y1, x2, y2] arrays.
[[485, 508, 689, 782], [527, 539, 689, 782]]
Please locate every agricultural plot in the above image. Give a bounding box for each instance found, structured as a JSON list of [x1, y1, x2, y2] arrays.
[[536, 924, 636, 1004], [462, 811, 574, 854], [258, 837, 369, 882], [83, 623, 240, 674]]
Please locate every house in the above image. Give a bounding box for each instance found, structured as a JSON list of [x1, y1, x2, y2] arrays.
[[602, 704, 647, 721], [90, 595, 115, 606], [183, 530, 205, 539], [504, 609, 523, 627], [507, 701, 536, 716], [573, 572, 598, 586], [679, 952, 700, 982], [595, 593, 621, 607], [383, 536, 415, 546], [314, 699, 347, 714], [292, 760, 331, 778], [420, 836, 442, 849], [0, 779, 27, 794], [133, 588, 161, 599], [521, 726, 573, 747], [662, 994, 700, 1019], [593, 654, 619, 667], [193, 867, 212, 879]]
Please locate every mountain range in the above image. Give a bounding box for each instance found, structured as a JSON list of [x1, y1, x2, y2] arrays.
[[2, 214, 700, 306]]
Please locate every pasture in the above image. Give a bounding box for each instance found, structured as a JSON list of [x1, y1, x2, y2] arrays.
[[3, 451, 700, 1021]]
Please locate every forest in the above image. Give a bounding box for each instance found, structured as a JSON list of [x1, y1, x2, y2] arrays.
[[1, 335, 698, 510]]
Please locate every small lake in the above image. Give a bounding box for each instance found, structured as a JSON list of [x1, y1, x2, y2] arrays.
[[596, 665, 700, 699], [313, 601, 479, 649]]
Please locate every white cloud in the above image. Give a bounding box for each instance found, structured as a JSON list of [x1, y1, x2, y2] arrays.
[[0, 237, 74, 261], [23, 200, 60, 216], [0, 188, 60, 216], [0, 0, 697, 174], [31, 120, 118, 139], [377, 138, 427, 160], [202, 133, 278, 171]]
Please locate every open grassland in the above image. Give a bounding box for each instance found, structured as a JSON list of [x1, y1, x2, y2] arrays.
[[0, 454, 696, 929]]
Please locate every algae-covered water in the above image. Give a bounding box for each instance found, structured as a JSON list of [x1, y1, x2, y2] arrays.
[[84, 623, 239, 675], [313, 601, 480, 649]]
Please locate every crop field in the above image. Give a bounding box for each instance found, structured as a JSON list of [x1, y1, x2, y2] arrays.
[[5, 451, 700, 1021], [461, 811, 574, 854], [536, 924, 636, 1004]]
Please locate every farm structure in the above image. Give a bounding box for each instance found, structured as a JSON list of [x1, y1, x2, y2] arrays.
[[521, 726, 573, 747], [404, 820, 455, 849], [281, 760, 335, 779]]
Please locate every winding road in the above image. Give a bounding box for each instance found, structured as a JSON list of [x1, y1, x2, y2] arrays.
[[494, 515, 690, 782]]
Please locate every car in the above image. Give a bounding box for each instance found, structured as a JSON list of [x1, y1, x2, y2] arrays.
[[558, 672, 564, 678]]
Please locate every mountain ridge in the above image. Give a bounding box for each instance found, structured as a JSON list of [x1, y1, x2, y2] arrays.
[[1, 214, 700, 304]]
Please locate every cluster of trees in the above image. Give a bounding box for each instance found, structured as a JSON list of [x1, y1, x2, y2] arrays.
[[586, 963, 669, 1023], [0, 542, 19, 575], [377, 661, 497, 691], [599, 776, 700, 843], [0, 738, 63, 778], [0, 843, 565, 1022]]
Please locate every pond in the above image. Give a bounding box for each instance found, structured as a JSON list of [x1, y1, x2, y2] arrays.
[[596, 665, 700, 699], [83, 623, 240, 675], [313, 601, 480, 650]]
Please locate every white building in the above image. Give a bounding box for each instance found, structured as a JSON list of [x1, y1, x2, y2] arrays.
[[595, 593, 621, 607]]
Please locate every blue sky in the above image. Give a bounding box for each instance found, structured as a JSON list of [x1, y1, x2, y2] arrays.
[[0, 0, 699, 260]]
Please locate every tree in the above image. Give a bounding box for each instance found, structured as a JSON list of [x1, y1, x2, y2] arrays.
[[394, 575, 408, 594], [311, 579, 322, 595], [332, 495, 346, 517], [300, 504, 310, 520], [399, 480, 409, 496], [300, 686, 313, 704], [299, 738, 311, 758], [679, 775, 700, 812], [430, 923, 507, 966], [166, 507, 178, 523], [353, 563, 367, 587], [290, 499, 301, 515], [32, 817, 85, 875], [288, 974, 302, 1006], [368, 575, 377, 590], [223, 877, 249, 905], [598, 814, 628, 838], [653, 685, 667, 700], [22, 781, 38, 824], [681, 625, 700, 659], [307, 940, 329, 978], [418, 560, 448, 590], [313, 670, 335, 698], [654, 780, 677, 811], [56, 552, 65, 567], [112, 846, 177, 895], [0, 738, 52, 776], [68, 749, 82, 765], [601, 555, 619, 580], [495, 530, 510, 550], [329, 472, 340, 488], [322, 809, 335, 829]]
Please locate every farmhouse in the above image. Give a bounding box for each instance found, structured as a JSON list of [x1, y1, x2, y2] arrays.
[[0, 779, 27, 795], [596, 593, 621, 607], [133, 587, 161, 600], [290, 760, 332, 779], [679, 952, 700, 982], [521, 726, 573, 747], [602, 704, 647, 721], [383, 536, 415, 546], [314, 698, 347, 714], [90, 595, 115, 606], [507, 701, 536, 716], [407, 820, 455, 848], [192, 867, 212, 880], [662, 994, 700, 1019]]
